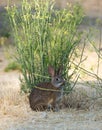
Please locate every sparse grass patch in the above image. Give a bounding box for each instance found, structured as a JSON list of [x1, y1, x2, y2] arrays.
[[4, 61, 21, 72], [0, 83, 29, 117]]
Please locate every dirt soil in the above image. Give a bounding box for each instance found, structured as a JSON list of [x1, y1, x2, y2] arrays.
[[0, 47, 102, 130]]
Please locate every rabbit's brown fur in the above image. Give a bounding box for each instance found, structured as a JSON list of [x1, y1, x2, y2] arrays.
[[29, 66, 65, 111]]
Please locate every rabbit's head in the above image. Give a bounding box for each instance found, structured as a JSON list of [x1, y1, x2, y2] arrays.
[[48, 65, 65, 88]]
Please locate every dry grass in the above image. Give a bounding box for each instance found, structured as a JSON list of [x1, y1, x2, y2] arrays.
[[0, 77, 102, 130], [0, 47, 102, 130], [0, 81, 102, 130], [62, 84, 102, 110], [0, 80, 28, 116], [0, 73, 101, 117]]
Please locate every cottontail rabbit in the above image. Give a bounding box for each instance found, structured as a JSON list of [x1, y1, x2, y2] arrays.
[[29, 65, 65, 111]]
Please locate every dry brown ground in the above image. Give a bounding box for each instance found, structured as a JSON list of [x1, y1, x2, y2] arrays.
[[0, 46, 102, 130]]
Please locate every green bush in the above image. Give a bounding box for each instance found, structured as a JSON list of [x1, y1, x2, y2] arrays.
[[6, 0, 84, 93]]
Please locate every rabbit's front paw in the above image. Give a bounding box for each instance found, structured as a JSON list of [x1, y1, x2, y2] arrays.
[[53, 104, 60, 112], [47, 104, 52, 111]]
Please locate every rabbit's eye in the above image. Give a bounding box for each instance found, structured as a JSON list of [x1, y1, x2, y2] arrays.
[[56, 78, 59, 81]]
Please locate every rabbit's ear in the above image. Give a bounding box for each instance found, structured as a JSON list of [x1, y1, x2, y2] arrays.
[[48, 66, 55, 77], [57, 65, 63, 75]]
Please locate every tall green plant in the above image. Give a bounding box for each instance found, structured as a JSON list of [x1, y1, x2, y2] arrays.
[[6, 0, 84, 93]]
